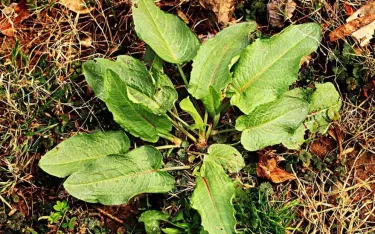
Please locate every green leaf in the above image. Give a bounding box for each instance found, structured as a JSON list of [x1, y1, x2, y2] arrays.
[[83, 59, 116, 99], [104, 70, 172, 142], [162, 228, 183, 234], [201, 86, 221, 118], [39, 131, 130, 178], [139, 210, 169, 234], [305, 82, 342, 134], [132, 0, 200, 64], [115, 55, 156, 96], [231, 23, 321, 114], [64, 146, 175, 205], [206, 144, 244, 173], [83, 56, 155, 100], [53, 200, 69, 212], [144, 46, 175, 89], [191, 160, 236, 234], [236, 95, 309, 151], [48, 212, 62, 224], [282, 124, 306, 150], [179, 97, 205, 131], [284, 83, 342, 148], [189, 22, 257, 100], [144, 45, 164, 73], [127, 85, 177, 115], [130, 47, 178, 114]]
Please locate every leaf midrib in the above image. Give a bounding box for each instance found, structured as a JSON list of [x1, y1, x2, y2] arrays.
[[191, 31, 246, 96], [244, 100, 307, 131], [139, 0, 178, 62], [202, 177, 227, 232], [238, 34, 310, 93], [66, 168, 159, 186], [111, 75, 158, 134]]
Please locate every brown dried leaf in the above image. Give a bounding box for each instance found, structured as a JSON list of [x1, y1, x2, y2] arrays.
[[0, 0, 30, 37], [199, 0, 236, 24], [177, 9, 189, 24], [346, 1, 375, 22], [330, 1, 375, 46], [309, 136, 337, 159], [59, 0, 94, 14], [344, 2, 355, 16], [267, 0, 296, 28], [329, 15, 375, 41], [80, 36, 92, 48], [256, 154, 295, 183]]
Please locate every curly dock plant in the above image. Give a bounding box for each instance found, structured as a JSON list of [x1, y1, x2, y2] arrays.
[[39, 0, 341, 233]]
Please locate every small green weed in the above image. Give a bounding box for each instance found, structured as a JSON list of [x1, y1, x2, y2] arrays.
[[235, 183, 298, 234], [39, 200, 77, 231]]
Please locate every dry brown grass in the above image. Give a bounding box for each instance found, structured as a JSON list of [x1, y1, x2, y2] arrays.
[[291, 95, 375, 234]]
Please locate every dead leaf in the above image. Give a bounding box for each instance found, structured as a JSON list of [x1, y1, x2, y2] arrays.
[[330, 1, 375, 46], [341, 147, 355, 156], [329, 15, 375, 42], [299, 54, 312, 68], [267, 0, 296, 28], [256, 154, 295, 183], [309, 136, 337, 159], [80, 36, 92, 48], [344, 2, 355, 16], [346, 1, 375, 22], [177, 10, 189, 24], [59, 0, 94, 14], [199, 0, 236, 24], [0, 0, 30, 37]]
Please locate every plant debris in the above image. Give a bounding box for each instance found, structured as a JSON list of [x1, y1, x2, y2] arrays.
[[59, 0, 94, 14], [257, 154, 296, 183], [267, 0, 296, 27], [330, 1, 375, 46], [199, 0, 236, 24], [0, 0, 30, 37]]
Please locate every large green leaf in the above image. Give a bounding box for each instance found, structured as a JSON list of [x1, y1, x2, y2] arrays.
[[236, 95, 309, 151], [201, 86, 222, 119], [83, 56, 155, 100], [127, 85, 177, 115], [144, 45, 164, 73], [83, 58, 117, 100], [179, 97, 205, 131], [139, 210, 169, 234], [132, 0, 200, 64], [104, 70, 172, 142], [189, 22, 257, 100], [206, 144, 244, 173], [231, 23, 321, 114], [39, 131, 130, 178], [191, 160, 236, 234], [125, 48, 177, 114], [144, 46, 175, 89], [64, 146, 175, 205]]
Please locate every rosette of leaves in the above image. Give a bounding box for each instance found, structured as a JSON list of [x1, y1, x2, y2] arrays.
[[39, 0, 342, 233]]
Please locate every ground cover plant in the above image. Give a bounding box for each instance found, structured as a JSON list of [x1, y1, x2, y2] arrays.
[[36, 0, 342, 233], [2, 0, 375, 233]]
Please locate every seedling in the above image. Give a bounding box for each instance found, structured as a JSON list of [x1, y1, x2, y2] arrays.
[[38, 0, 342, 233], [39, 200, 76, 231]]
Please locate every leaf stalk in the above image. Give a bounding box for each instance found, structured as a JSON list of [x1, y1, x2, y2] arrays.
[[159, 165, 191, 172], [177, 64, 188, 86]]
